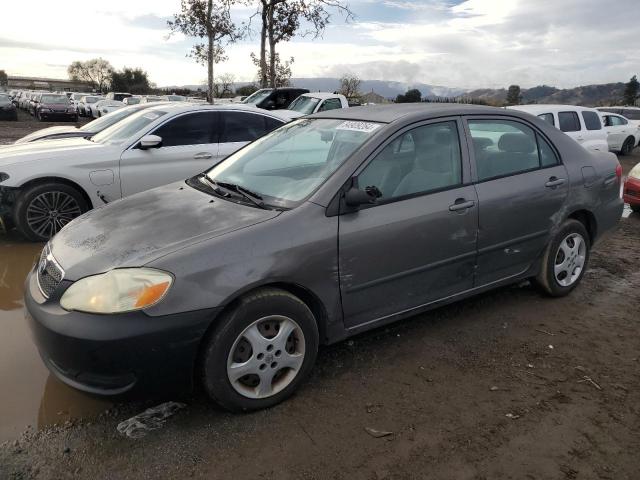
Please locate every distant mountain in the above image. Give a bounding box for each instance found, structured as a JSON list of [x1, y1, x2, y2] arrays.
[[164, 77, 467, 100], [467, 83, 626, 107], [165, 78, 627, 106]]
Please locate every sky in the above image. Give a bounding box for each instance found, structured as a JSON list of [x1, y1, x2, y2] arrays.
[[1, 0, 638, 89]]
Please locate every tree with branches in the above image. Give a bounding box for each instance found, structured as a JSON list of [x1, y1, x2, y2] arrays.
[[215, 72, 236, 97], [623, 75, 639, 106], [168, 0, 240, 103], [67, 58, 114, 92], [339, 74, 361, 100], [251, 0, 353, 88], [250, 52, 294, 87]]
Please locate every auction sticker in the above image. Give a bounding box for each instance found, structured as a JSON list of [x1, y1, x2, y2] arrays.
[[336, 121, 381, 133]]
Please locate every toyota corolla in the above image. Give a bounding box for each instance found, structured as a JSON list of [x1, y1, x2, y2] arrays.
[[25, 104, 623, 411]]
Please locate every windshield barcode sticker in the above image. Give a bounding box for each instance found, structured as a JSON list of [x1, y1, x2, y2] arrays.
[[336, 121, 381, 133]]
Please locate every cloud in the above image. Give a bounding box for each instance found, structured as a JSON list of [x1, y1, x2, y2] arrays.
[[1, 0, 638, 88]]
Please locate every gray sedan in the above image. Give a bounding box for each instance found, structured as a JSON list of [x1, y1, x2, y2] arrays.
[[25, 104, 623, 411]]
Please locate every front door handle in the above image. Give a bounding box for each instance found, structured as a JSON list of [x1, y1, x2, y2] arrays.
[[194, 152, 213, 160], [545, 177, 566, 188], [449, 199, 475, 212]]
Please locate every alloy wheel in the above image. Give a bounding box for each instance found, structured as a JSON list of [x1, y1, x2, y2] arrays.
[[227, 315, 305, 399], [554, 233, 586, 287], [26, 191, 82, 238]]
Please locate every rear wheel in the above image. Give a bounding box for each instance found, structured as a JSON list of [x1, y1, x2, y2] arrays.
[[14, 182, 89, 242], [534, 219, 590, 297], [200, 288, 319, 412], [620, 137, 635, 156]]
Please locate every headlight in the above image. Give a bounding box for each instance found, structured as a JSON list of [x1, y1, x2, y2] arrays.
[[629, 164, 640, 180], [60, 268, 173, 314]]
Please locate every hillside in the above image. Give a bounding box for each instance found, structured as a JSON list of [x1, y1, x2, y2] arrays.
[[467, 83, 626, 106]]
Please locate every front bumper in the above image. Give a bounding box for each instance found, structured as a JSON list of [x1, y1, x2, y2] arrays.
[[624, 177, 640, 207], [24, 267, 220, 396], [39, 111, 77, 121]]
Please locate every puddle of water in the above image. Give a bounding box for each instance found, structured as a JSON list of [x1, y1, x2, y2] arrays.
[[0, 234, 110, 442]]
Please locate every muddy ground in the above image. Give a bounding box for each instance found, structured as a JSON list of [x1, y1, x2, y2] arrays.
[[0, 117, 639, 479]]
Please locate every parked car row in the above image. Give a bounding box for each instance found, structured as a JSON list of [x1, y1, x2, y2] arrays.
[[509, 104, 640, 156], [4, 104, 622, 413], [5, 90, 194, 121]]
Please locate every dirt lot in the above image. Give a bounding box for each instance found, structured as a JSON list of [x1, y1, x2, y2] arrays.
[[0, 116, 639, 479]]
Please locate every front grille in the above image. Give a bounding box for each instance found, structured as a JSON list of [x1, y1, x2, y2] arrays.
[[37, 245, 64, 298]]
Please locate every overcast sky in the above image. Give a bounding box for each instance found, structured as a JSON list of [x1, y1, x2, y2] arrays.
[[1, 0, 638, 89]]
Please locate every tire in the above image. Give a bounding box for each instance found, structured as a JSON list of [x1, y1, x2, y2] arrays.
[[201, 288, 319, 412], [13, 182, 89, 242], [631, 204, 640, 213], [620, 137, 635, 156], [534, 219, 590, 297]]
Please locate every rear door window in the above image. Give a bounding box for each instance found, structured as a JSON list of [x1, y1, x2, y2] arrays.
[[581, 111, 602, 130], [468, 119, 557, 181], [558, 111, 581, 132], [220, 111, 274, 143]]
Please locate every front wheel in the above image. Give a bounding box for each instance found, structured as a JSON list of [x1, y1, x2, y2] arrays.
[[13, 182, 89, 242], [201, 288, 319, 412], [533, 219, 590, 297]]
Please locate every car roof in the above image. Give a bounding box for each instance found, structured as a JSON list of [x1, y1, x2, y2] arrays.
[[508, 104, 599, 114], [301, 92, 344, 100], [309, 103, 514, 123], [148, 102, 292, 120]]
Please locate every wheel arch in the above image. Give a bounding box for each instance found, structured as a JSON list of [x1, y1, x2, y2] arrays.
[[17, 176, 94, 209], [567, 209, 597, 244]]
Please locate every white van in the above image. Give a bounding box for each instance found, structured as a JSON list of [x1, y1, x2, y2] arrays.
[[507, 105, 609, 153]]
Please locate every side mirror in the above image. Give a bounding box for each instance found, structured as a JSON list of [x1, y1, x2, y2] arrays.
[[139, 134, 162, 150], [345, 185, 381, 207]]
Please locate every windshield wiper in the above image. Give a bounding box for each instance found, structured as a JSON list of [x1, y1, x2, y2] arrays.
[[214, 181, 270, 210], [202, 176, 270, 209]]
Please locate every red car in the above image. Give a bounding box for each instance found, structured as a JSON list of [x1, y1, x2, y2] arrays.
[[624, 163, 640, 212]]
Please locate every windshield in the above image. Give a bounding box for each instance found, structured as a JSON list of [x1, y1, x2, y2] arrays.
[[41, 94, 69, 104], [205, 118, 382, 208], [126, 97, 141, 105], [166, 95, 186, 101], [288, 96, 320, 114], [242, 89, 273, 105], [0, 94, 10, 102], [92, 109, 167, 145], [85, 96, 102, 103], [79, 106, 140, 132]]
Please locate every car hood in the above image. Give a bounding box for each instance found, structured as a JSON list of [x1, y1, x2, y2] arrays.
[[14, 126, 82, 144], [0, 137, 106, 166], [50, 181, 281, 280], [280, 110, 305, 120]]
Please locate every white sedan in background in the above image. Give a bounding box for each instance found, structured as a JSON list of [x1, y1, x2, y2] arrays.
[[600, 112, 640, 155], [280, 92, 348, 120], [0, 104, 289, 241], [93, 99, 124, 118]]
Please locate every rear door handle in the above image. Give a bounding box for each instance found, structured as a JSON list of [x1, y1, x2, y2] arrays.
[[194, 152, 213, 160], [449, 199, 475, 212], [545, 177, 566, 188]]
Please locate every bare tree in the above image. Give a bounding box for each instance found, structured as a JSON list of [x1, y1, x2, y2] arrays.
[[216, 72, 236, 97], [168, 0, 240, 103], [339, 74, 361, 99], [67, 58, 114, 92], [251, 1, 354, 88]]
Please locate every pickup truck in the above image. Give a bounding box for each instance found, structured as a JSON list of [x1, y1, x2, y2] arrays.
[[279, 92, 349, 120]]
